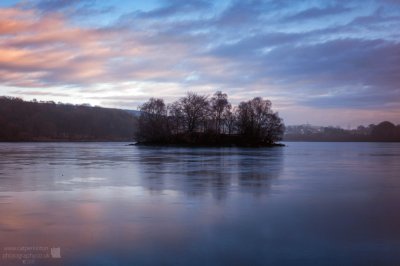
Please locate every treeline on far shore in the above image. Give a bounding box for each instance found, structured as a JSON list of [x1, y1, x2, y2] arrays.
[[3, 95, 398, 143], [0, 96, 136, 141], [135, 91, 285, 146], [284, 122, 400, 142]]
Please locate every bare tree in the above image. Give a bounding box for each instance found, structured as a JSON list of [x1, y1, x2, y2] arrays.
[[167, 101, 184, 134], [210, 91, 231, 134], [224, 107, 237, 135], [261, 112, 285, 144], [179, 92, 209, 133], [136, 98, 169, 142], [236, 97, 284, 144]]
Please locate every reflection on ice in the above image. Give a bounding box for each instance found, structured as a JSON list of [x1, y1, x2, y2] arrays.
[[137, 147, 284, 199], [1, 142, 400, 265], [0, 144, 284, 199]]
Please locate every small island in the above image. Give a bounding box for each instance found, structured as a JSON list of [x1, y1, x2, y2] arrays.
[[135, 91, 285, 147]]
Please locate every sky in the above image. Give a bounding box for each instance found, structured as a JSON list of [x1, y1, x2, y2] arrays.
[[0, 0, 399, 127]]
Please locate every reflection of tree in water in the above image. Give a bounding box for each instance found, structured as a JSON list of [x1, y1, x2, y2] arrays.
[[137, 147, 173, 193], [137, 147, 283, 199], [179, 150, 232, 200], [238, 148, 284, 197]]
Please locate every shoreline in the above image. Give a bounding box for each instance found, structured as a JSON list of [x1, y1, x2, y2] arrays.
[[133, 141, 285, 148]]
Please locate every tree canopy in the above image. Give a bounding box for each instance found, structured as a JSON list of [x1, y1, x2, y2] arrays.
[[135, 91, 285, 146]]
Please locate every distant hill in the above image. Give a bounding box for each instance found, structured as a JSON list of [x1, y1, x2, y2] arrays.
[[122, 109, 141, 117], [284, 122, 400, 142], [0, 97, 136, 141]]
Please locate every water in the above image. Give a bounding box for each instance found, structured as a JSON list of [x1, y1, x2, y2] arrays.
[[0, 142, 400, 265]]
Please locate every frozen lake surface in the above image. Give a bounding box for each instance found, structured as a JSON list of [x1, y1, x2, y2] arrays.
[[1, 142, 400, 265]]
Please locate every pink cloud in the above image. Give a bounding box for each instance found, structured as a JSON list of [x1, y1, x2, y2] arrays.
[[0, 5, 234, 94], [0, 6, 204, 89], [0, 8, 116, 85]]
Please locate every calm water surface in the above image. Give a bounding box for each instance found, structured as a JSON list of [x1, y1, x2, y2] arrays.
[[0, 142, 400, 265]]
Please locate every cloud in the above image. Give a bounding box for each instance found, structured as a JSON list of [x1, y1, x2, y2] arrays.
[[0, 8, 111, 86], [134, 0, 212, 18], [10, 90, 70, 97], [25, 0, 114, 20], [284, 5, 352, 21], [261, 38, 400, 91], [34, 0, 87, 11], [0, 0, 400, 125]]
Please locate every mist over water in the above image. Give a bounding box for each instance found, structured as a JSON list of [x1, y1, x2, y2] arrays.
[[1, 142, 400, 265]]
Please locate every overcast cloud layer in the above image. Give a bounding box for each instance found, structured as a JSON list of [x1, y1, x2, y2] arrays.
[[1, 0, 399, 126]]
